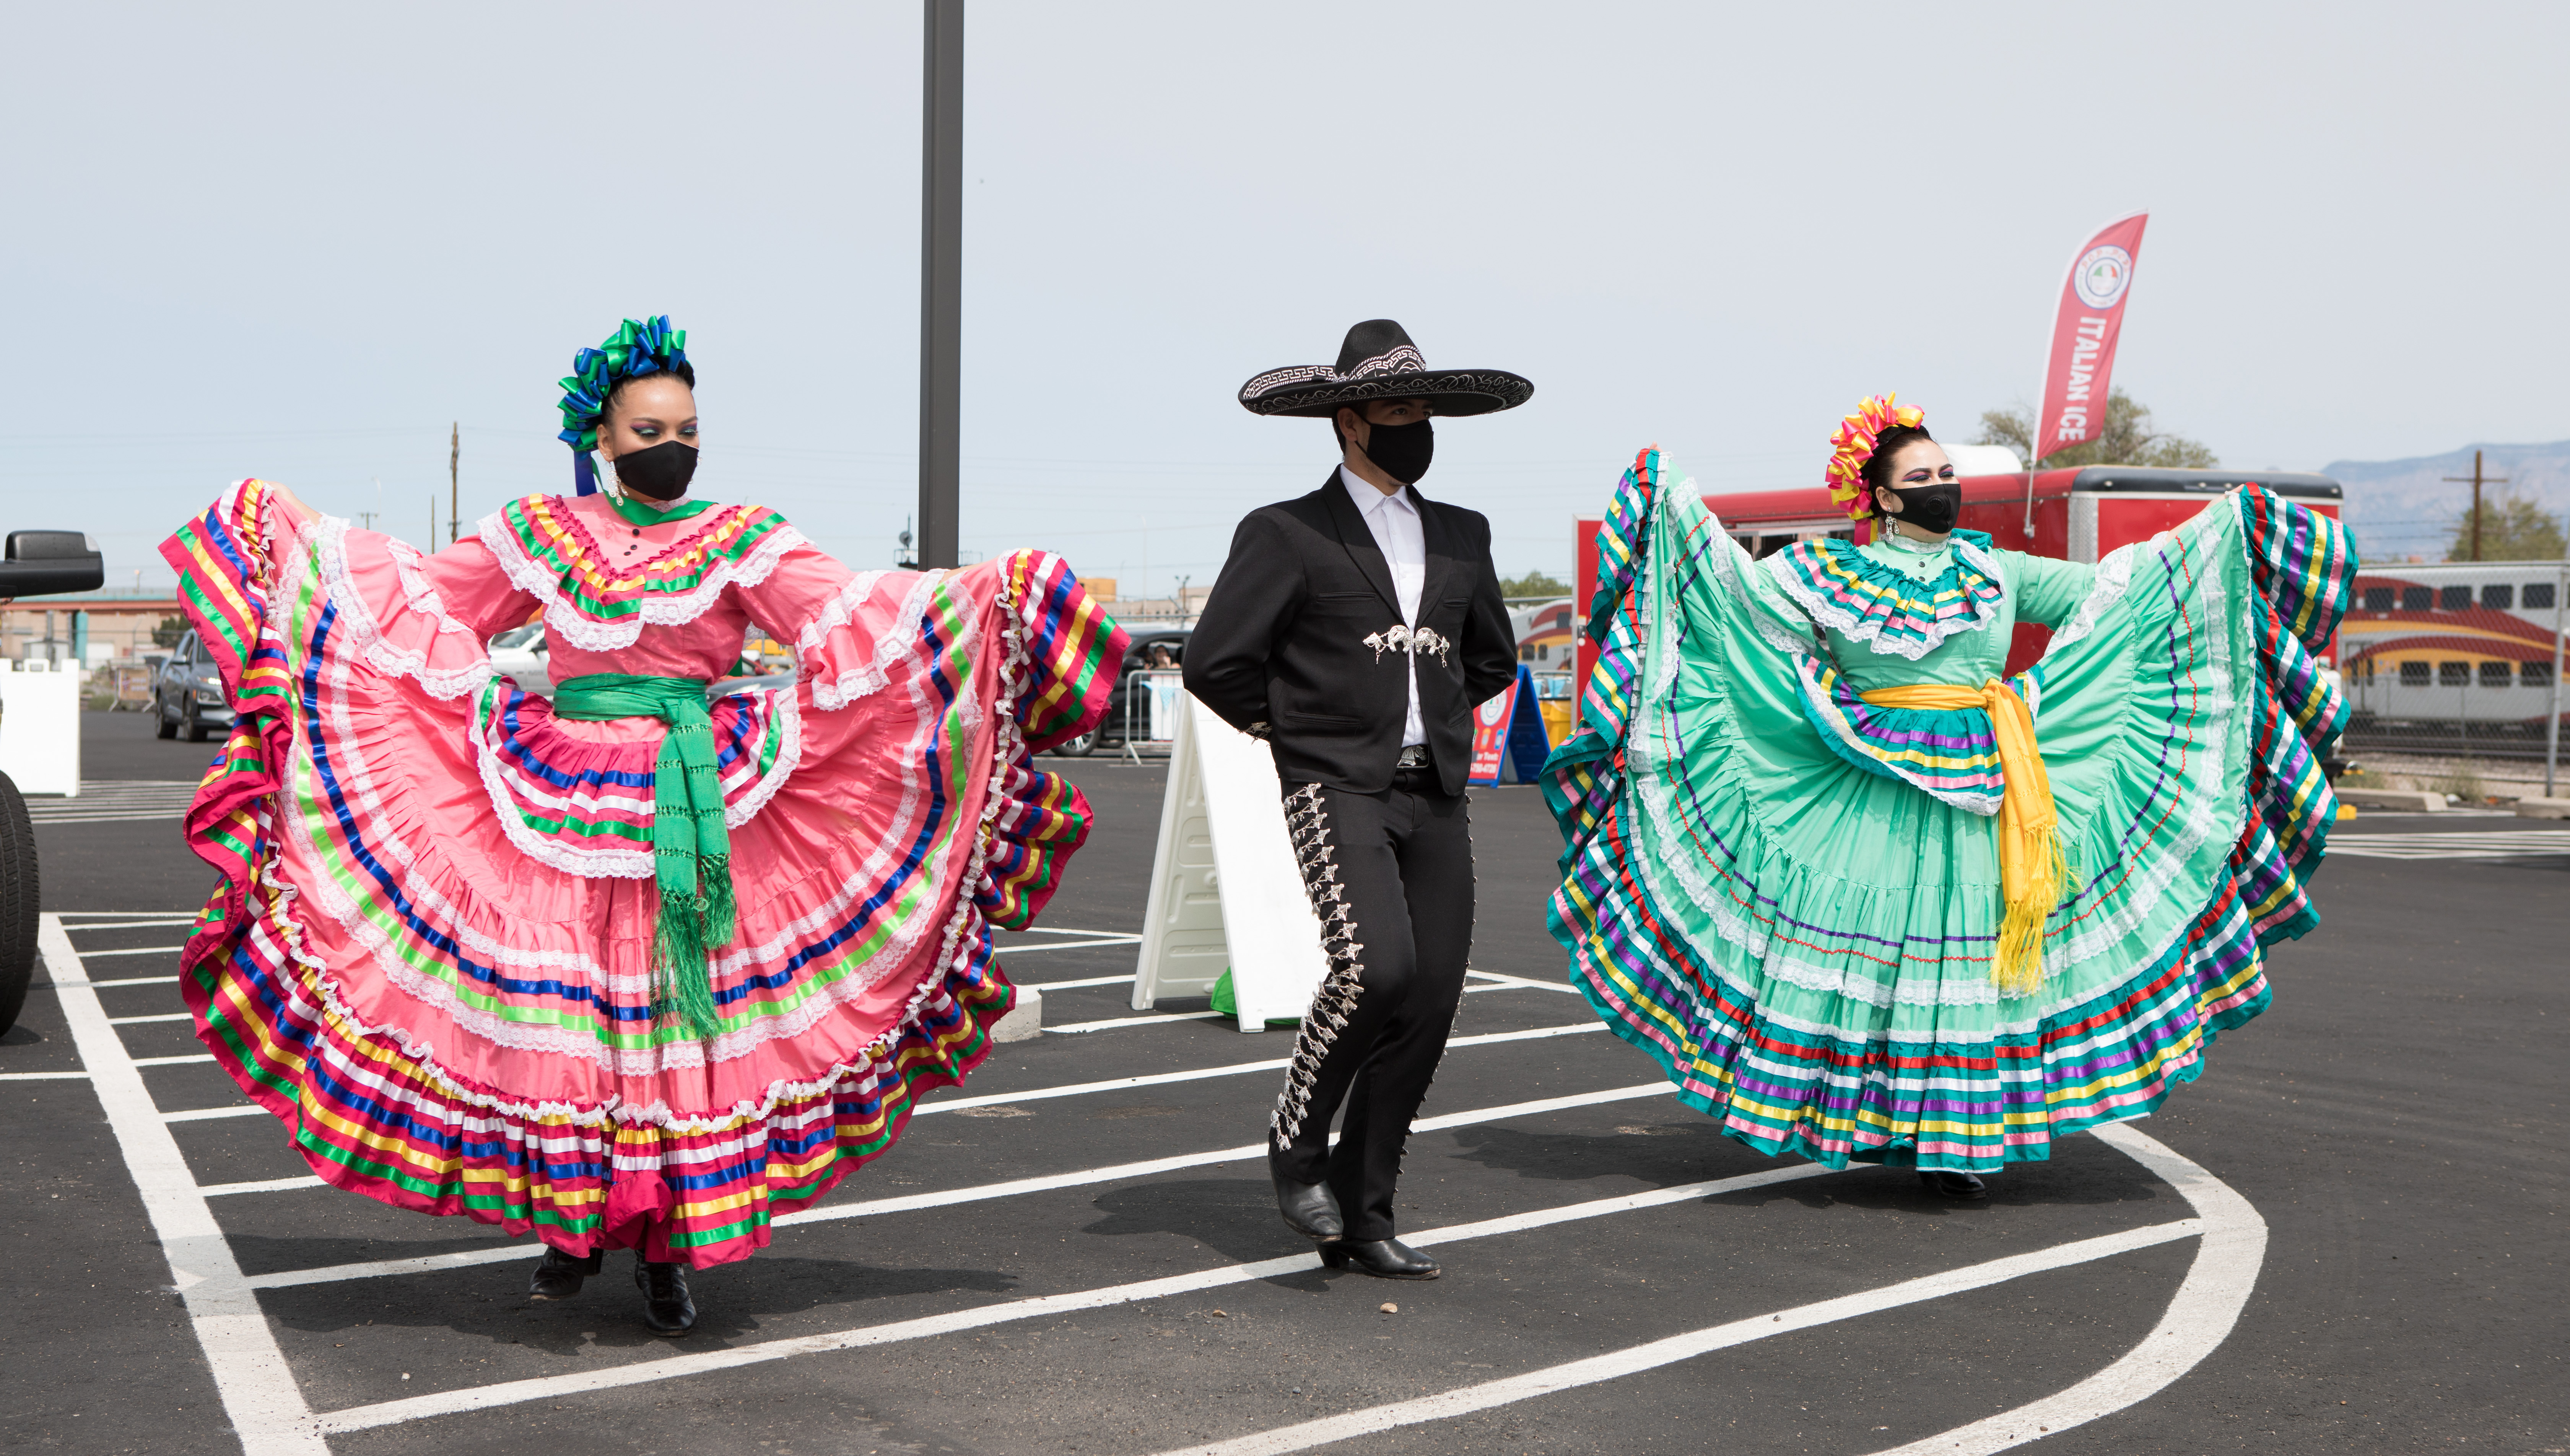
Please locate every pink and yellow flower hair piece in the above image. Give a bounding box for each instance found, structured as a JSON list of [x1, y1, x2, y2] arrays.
[[1823, 393, 1927, 520]]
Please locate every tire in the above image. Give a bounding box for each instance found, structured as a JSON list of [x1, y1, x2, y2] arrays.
[[156, 693, 178, 739], [0, 770, 37, 1034], [1050, 729, 1098, 758], [186, 713, 211, 743]]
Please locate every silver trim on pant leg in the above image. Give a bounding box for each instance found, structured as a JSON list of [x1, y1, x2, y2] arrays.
[[1272, 782, 1366, 1152]]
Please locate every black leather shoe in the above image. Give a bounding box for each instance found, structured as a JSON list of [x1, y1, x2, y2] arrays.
[[527, 1246, 602, 1300], [634, 1256, 697, 1336], [1320, 1238, 1440, 1280], [1919, 1170, 1989, 1200], [1272, 1167, 1345, 1243]]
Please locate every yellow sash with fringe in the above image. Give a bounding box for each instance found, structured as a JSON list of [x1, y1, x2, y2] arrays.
[[1857, 680, 2063, 995]]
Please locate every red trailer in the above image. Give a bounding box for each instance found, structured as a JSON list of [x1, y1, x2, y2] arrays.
[[1576, 465, 2343, 681]]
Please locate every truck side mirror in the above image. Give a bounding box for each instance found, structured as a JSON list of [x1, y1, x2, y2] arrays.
[[0, 531, 106, 599]]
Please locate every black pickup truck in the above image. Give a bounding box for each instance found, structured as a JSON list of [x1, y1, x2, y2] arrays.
[[1, 530, 107, 1031]]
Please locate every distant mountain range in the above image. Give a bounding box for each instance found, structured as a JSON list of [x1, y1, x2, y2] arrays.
[[2319, 439, 2570, 564]]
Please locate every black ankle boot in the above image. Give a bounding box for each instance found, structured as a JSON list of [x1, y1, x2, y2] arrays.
[[1919, 1170, 1989, 1200], [527, 1246, 602, 1300], [634, 1255, 696, 1336], [1320, 1238, 1440, 1280], [1272, 1163, 1345, 1244]]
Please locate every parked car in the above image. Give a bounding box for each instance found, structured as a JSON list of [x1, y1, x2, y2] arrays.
[[1050, 628, 1190, 757], [487, 623, 553, 696], [152, 628, 237, 742]]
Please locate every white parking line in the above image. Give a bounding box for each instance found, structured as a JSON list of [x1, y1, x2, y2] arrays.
[[1046, 1010, 1228, 1033], [1016, 974, 1139, 991], [309, 1157, 1841, 1434], [110, 1012, 196, 1025], [918, 1021, 1602, 1117], [1871, 1123, 2268, 1453], [36, 916, 326, 1454], [165, 1105, 268, 1123], [78, 944, 189, 958], [994, 938, 1144, 957], [131, 1053, 217, 1068], [204, 1176, 336, 1198], [61, 919, 202, 933], [1152, 1218, 2206, 1456], [0, 1070, 93, 1081], [1465, 970, 1581, 995], [243, 1082, 1675, 1290], [46, 974, 183, 989], [2325, 830, 2570, 859], [1044, 979, 1566, 1033]]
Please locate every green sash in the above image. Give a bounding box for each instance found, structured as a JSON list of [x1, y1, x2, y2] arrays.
[[551, 673, 732, 1039]]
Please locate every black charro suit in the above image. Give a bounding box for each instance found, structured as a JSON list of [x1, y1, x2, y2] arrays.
[[1186, 470, 1518, 793], [1184, 469, 1517, 1247]]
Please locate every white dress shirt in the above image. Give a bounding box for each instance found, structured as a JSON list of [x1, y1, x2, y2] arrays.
[[1343, 465, 1428, 748]]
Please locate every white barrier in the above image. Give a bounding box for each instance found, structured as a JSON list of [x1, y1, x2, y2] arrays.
[[1130, 695, 1327, 1031], [0, 660, 82, 796]]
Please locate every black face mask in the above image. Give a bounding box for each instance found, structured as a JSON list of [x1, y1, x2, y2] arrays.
[[1883, 480, 1960, 534], [1352, 417, 1435, 485], [613, 441, 699, 501]]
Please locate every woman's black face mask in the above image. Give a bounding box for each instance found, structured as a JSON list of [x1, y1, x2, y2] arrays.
[[1352, 417, 1435, 485], [1883, 480, 1960, 534], [613, 441, 699, 501]]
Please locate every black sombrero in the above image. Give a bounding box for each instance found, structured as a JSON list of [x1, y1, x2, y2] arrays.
[[1237, 318, 1534, 418]]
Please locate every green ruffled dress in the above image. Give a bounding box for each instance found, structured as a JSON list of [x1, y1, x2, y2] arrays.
[[1545, 448, 2354, 1171]]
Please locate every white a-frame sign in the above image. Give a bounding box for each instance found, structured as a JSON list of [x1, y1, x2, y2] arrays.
[[1130, 693, 1328, 1031]]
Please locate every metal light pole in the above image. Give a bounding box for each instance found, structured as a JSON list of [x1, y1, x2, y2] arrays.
[[917, 0, 964, 570]]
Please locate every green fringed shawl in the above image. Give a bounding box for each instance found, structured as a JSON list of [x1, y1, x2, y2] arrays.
[[550, 674, 733, 1039]]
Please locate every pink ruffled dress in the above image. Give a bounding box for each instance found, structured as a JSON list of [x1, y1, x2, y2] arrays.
[[161, 482, 1125, 1266]]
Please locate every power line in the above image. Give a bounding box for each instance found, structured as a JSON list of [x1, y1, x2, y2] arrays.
[[2441, 449, 2510, 562]]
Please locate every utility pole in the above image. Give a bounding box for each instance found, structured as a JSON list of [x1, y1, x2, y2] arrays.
[[2442, 449, 2508, 562], [449, 422, 461, 545], [917, 0, 964, 571]]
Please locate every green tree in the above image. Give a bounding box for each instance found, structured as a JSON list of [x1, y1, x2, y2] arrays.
[[1500, 570, 1571, 600], [2445, 487, 2568, 562], [1974, 388, 2219, 470], [151, 615, 186, 649]]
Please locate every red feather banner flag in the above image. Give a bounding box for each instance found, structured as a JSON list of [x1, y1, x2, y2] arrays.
[[2035, 211, 2149, 464]]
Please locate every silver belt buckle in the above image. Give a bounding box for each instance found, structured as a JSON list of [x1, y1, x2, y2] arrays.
[[1396, 745, 1429, 769]]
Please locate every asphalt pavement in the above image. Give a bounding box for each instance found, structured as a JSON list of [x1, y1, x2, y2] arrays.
[[3, 709, 2563, 1455]]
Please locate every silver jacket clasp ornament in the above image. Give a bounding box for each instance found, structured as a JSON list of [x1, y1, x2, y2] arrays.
[[1361, 624, 1454, 666]]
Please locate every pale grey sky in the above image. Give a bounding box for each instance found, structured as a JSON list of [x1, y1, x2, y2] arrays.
[[7, 2, 2564, 596]]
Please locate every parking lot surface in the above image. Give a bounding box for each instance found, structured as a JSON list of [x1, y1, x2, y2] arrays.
[[5, 710, 2564, 1454]]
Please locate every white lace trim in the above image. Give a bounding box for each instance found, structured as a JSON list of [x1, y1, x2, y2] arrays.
[[387, 537, 477, 637], [263, 558, 1023, 1086], [2039, 536, 2145, 656], [306, 516, 495, 702], [719, 682, 803, 829], [469, 682, 660, 880], [808, 570, 946, 711], [1618, 490, 2239, 1011], [1761, 537, 2003, 662], [2047, 524, 2242, 973], [241, 846, 990, 1136], [1788, 652, 2004, 817], [477, 501, 810, 653], [463, 672, 810, 882]]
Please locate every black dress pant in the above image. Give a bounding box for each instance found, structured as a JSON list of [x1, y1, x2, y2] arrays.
[[1270, 769, 1474, 1243]]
